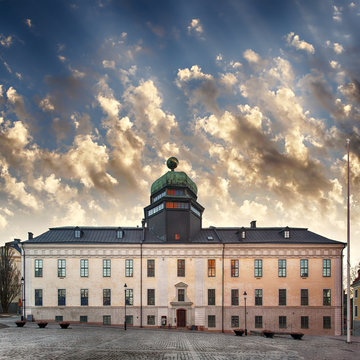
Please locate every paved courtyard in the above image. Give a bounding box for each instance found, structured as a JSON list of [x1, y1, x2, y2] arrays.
[[1, 316, 360, 360]]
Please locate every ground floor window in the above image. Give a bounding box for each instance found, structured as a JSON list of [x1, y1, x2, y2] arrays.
[[80, 316, 88, 323], [55, 315, 63, 322], [126, 315, 133, 325], [255, 316, 263, 328], [35, 289, 42, 306], [279, 316, 287, 329], [208, 315, 216, 328], [231, 316, 239, 328], [301, 316, 309, 329], [147, 315, 156, 325], [103, 315, 111, 325], [323, 316, 331, 329]]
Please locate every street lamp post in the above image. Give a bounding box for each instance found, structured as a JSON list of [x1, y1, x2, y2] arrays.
[[243, 291, 247, 336], [21, 277, 24, 321], [124, 283, 127, 331]]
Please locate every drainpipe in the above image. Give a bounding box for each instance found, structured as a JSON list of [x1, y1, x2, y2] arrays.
[[211, 226, 225, 333], [140, 219, 146, 328], [19, 242, 25, 321], [341, 246, 344, 335]]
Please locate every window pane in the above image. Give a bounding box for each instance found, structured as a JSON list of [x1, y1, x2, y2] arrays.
[[208, 315, 216, 328], [81, 289, 88, 306], [208, 259, 216, 277], [125, 259, 133, 277], [58, 259, 66, 277], [103, 259, 111, 277], [301, 289, 308, 306], [177, 259, 185, 277], [300, 259, 308, 277], [323, 289, 331, 306], [208, 289, 216, 305], [231, 289, 239, 306], [278, 259, 286, 277], [279, 316, 287, 329], [58, 289, 66, 306], [35, 289, 42, 306], [231, 260, 239, 277], [80, 316, 88, 323], [255, 289, 263, 306], [147, 289, 155, 305], [178, 289, 185, 302], [255, 316, 263, 328], [103, 289, 111, 306], [254, 259, 262, 277], [103, 315, 111, 325], [231, 316, 239, 328], [35, 259, 43, 277], [301, 316, 309, 329], [147, 315, 155, 325], [323, 259, 331, 277], [80, 259, 88, 277], [147, 259, 155, 277], [125, 289, 133, 305], [323, 316, 331, 329], [279, 289, 286, 306]]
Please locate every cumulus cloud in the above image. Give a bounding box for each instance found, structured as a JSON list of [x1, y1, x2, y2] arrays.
[[39, 97, 55, 111], [326, 40, 344, 54], [25, 19, 32, 28], [187, 18, 204, 36], [286, 32, 315, 54], [333, 5, 342, 22], [243, 49, 261, 63], [102, 60, 115, 69], [0, 34, 12, 47], [58, 55, 66, 62]]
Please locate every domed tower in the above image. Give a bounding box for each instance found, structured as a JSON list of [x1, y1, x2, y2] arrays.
[[144, 157, 204, 242]]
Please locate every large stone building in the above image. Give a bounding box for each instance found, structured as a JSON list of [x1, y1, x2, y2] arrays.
[[19, 158, 345, 335], [352, 270, 360, 335]]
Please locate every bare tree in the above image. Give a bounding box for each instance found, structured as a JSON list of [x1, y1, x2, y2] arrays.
[[0, 246, 21, 313], [344, 261, 360, 296]]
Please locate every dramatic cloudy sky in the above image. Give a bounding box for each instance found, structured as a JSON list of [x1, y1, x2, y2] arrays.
[[0, 0, 359, 262]]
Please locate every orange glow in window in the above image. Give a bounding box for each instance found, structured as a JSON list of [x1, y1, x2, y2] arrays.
[[175, 234, 180, 240], [167, 189, 175, 195]]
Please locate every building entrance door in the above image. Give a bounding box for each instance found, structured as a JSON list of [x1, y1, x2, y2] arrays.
[[177, 309, 186, 327]]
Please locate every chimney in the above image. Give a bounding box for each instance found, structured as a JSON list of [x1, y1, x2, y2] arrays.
[[250, 220, 256, 229], [28, 232, 33, 240], [141, 218, 146, 228]]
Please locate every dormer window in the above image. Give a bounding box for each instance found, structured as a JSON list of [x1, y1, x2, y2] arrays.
[[207, 236, 214, 241], [241, 231, 246, 239], [74, 228, 81, 238], [284, 230, 290, 239], [116, 229, 123, 239]]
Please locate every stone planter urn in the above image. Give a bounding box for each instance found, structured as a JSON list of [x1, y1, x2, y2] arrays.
[[37, 321, 48, 328], [15, 321, 26, 327], [290, 332, 304, 340], [262, 330, 274, 338], [234, 329, 245, 336], [59, 322, 70, 329]]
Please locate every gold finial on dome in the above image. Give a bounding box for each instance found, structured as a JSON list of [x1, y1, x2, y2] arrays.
[[167, 157, 179, 171]]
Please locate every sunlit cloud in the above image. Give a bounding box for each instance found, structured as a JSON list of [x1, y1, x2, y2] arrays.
[[286, 32, 315, 54]]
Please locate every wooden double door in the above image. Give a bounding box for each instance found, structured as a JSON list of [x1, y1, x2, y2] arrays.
[[176, 309, 186, 327]]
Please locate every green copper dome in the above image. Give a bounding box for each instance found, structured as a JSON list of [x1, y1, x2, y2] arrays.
[[151, 171, 198, 195], [151, 158, 198, 195]]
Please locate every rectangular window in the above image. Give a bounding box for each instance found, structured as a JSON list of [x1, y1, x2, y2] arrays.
[[178, 289, 185, 302], [278, 259, 286, 277], [116, 229, 123, 239], [80, 259, 88, 277], [208, 315, 216, 328], [323, 316, 331, 329], [126, 315, 133, 325], [147, 289, 155, 305], [355, 305, 358, 317], [300, 259, 308, 277], [301, 289, 308, 306], [58, 289, 66, 306], [103, 315, 111, 325], [57, 259, 66, 277], [231, 289, 239, 306], [279, 316, 287, 329], [208, 289, 216, 305], [103, 289, 111, 306], [103, 259, 111, 277], [355, 289, 358, 298], [279, 289, 286, 306], [35, 289, 42, 306], [125, 259, 133, 277], [323, 289, 331, 306], [147, 259, 155, 277], [323, 259, 331, 277], [81, 289, 88, 306], [80, 316, 88, 323], [231, 316, 239, 328], [35, 259, 43, 277], [177, 259, 185, 277], [147, 315, 155, 325], [55, 315, 63, 322], [255, 289, 263, 306], [208, 259, 216, 277], [254, 259, 262, 277], [125, 289, 133, 305], [301, 316, 309, 329], [255, 315, 263, 328], [231, 259, 239, 277]]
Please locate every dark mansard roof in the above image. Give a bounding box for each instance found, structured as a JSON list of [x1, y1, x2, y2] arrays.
[[24, 226, 343, 245]]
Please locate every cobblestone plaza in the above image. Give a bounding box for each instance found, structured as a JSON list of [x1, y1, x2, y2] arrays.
[[1, 316, 360, 359]]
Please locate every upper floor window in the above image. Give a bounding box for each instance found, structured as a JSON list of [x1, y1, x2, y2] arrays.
[[191, 206, 201, 217], [35, 289, 43, 306], [57, 259, 66, 277], [81, 289, 88, 306], [147, 259, 155, 277], [152, 190, 166, 203], [255, 289, 263, 306], [301, 289, 308, 306], [125, 288, 133, 305], [58, 289, 66, 306], [125, 259, 133, 277], [241, 231, 246, 239], [103, 289, 111, 306], [279, 289, 286, 306], [116, 229, 123, 239], [167, 189, 184, 196], [208, 289, 216, 305], [147, 289, 155, 305], [300, 259, 308, 277], [148, 203, 164, 216], [231, 260, 239, 277], [208, 259, 216, 277], [177, 259, 185, 277], [175, 233, 180, 240], [35, 259, 43, 277], [278, 259, 286, 277], [323, 259, 331, 277], [178, 288, 185, 302], [356, 289, 358, 298], [103, 259, 111, 277], [254, 259, 263, 277], [231, 289, 239, 306], [80, 259, 88, 277], [165, 202, 189, 209], [284, 230, 290, 238], [323, 289, 331, 306], [75, 229, 81, 238]]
